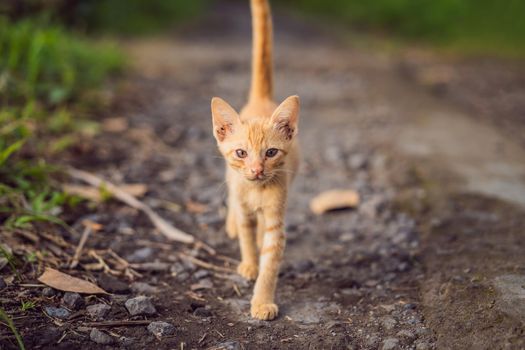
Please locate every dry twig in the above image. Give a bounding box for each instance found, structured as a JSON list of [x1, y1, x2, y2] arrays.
[[67, 167, 194, 244], [178, 253, 235, 274]]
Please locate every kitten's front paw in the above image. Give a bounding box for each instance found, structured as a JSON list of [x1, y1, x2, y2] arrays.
[[237, 262, 258, 280], [251, 302, 279, 320]]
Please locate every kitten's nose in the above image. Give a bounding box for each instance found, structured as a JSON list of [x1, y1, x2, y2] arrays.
[[250, 165, 264, 176]]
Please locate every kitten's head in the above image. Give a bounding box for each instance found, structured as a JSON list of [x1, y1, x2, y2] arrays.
[[211, 95, 300, 184]]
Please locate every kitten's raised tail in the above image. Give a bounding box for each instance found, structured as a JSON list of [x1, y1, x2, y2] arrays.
[[249, 0, 273, 102]]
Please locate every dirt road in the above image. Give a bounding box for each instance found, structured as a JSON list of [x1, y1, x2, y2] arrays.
[[4, 2, 525, 349]]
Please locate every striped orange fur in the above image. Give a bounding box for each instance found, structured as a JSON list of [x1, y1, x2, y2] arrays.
[[210, 0, 300, 321]]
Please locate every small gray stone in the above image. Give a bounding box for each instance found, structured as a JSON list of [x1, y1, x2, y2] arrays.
[[131, 282, 158, 295], [42, 287, 58, 297], [415, 327, 431, 337], [90, 328, 114, 345], [147, 321, 175, 338], [44, 306, 70, 320], [293, 259, 314, 273], [359, 195, 386, 219], [209, 341, 241, 350], [381, 316, 397, 330], [62, 292, 84, 309], [86, 304, 111, 320], [133, 261, 170, 272], [493, 274, 525, 323], [382, 338, 399, 350], [193, 269, 211, 280], [348, 153, 368, 170], [365, 334, 380, 347], [415, 341, 431, 350], [98, 274, 130, 294], [126, 247, 154, 263], [396, 329, 416, 340], [125, 296, 156, 316], [193, 306, 212, 317]]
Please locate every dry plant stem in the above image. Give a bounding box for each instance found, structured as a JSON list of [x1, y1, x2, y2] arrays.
[[70, 226, 92, 269], [178, 253, 235, 274], [84, 320, 151, 327], [67, 167, 194, 244]]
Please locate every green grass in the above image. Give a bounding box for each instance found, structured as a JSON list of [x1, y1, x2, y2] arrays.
[[0, 307, 25, 350], [280, 0, 525, 57], [20, 301, 37, 312], [79, 0, 209, 35], [0, 17, 123, 233]]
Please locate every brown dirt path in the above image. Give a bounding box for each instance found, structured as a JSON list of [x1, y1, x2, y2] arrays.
[[2, 2, 525, 349]]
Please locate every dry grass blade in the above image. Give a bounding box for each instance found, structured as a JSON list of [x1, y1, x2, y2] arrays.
[[70, 224, 93, 269], [178, 253, 235, 274], [67, 167, 194, 244]]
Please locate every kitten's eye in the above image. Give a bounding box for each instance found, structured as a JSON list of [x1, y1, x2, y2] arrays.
[[266, 148, 278, 158], [235, 149, 247, 158]]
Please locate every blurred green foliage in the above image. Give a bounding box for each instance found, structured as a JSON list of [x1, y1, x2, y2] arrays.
[[0, 17, 122, 230], [78, 0, 208, 35], [0, 18, 123, 105], [1, 0, 207, 35], [281, 0, 525, 56]]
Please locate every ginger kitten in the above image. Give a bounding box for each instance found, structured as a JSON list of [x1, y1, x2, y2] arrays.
[[210, 0, 300, 320]]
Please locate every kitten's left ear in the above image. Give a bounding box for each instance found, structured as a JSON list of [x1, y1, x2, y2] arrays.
[[271, 95, 300, 140], [211, 97, 241, 142]]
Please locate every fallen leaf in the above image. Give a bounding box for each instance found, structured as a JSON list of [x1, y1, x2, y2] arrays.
[[102, 117, 128, 132], [310, 189, 360, 215], [186, 200, 208, 214], [38, 267, 107, 294]]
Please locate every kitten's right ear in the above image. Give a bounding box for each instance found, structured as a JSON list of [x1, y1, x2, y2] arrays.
[[211, 97, 240, 142]]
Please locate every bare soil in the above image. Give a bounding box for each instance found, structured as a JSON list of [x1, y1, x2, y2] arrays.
[[1, 2, 525, 350]]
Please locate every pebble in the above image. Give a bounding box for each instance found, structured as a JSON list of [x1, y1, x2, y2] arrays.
[[209, 341, 241, 350], [381, 337, 400, 350], [396, 329, 416, 340], [133, 261, 170, 272], [193, 269, 211, 280], [131, 282, 158, 295], [293, 259, 314, 273], [193, 306, 213, 317], [190, 278, 213, 291], [348, 153, 368, 170], [35, 327, 61, 346], [42, 287, 58, 297], [415, 341, 431, 350], [147, 321, 175, 338], [0, 277, 6, 289], [62, 292, 84, 310], [126, 247, 154, 263], [44, 306, 70, 320], [381, 316, 397, 330], [365, 334, 380, 347], [125, 296, 157, 316], [90, 328, 114, 345], [86, 304, 111, 320], [98, 274, 130, 294], [359, 195, 386, 219]]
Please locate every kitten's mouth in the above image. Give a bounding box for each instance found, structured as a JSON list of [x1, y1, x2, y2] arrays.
[[246, 174, 270, 182]]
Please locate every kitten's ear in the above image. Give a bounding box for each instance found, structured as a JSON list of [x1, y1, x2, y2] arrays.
[[270, 95, 300, 140], [211, 97, 240, 142]]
